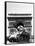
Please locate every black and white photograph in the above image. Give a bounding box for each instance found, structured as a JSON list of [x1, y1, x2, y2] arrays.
[[5, 1, 34, 44], [0, 0, 35, 46]]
